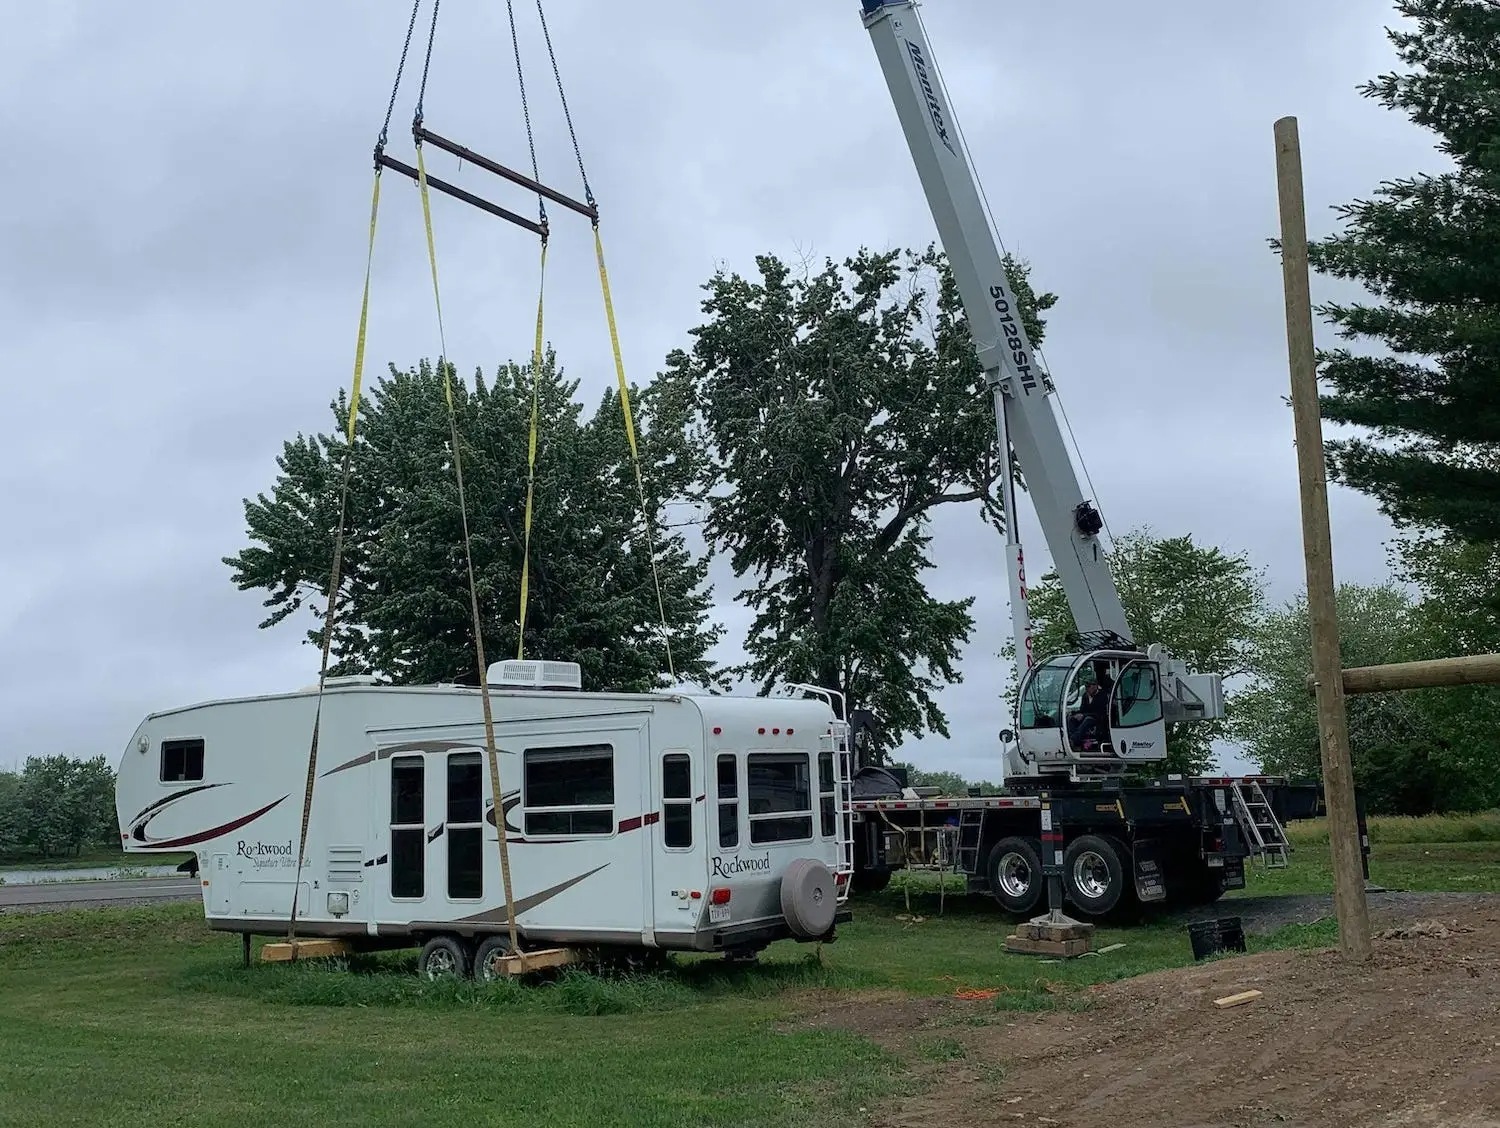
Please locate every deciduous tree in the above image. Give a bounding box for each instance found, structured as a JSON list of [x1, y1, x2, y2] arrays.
[[1231, 577, 1500, 814], [655, 245, 1056, 759], [225, 352, 724, 692]]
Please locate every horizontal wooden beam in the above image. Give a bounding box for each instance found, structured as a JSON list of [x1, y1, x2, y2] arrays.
[[1307, 653, 1500, 696], [260, 938, 350, 962]]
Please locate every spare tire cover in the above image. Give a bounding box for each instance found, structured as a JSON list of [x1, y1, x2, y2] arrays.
[[779, 857, 837, 937]]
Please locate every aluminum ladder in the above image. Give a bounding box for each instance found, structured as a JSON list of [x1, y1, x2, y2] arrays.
[[1231, 781, 1290, 868], [956, 806, 985, 876], [822, 720, 857, 901]]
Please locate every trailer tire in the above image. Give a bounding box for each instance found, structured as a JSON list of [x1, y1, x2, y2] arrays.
[[1062, 834, 1127, 917], [780, 857, 838, 938], [985, 836, 1043, 915], [472, 935, 513, 981], [418, 935, 470, 980]]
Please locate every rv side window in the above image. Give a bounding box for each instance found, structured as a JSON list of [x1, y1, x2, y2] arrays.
[[662, 752, 692, 849], [523, 744, 614, 836], [447, 752, 483, 900], [160, 739, 204, 783], [747, 752, 812, 844], [817, 751, 836, 838], [717, 754, 739, 849], [390, 756, 425, 900]]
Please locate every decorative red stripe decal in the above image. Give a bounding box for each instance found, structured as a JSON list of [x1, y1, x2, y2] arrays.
[[140, 796, 289, 850], [616, 811, 662, 834]]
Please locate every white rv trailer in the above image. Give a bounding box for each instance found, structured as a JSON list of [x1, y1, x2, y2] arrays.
[[116, 660, 855, 975]]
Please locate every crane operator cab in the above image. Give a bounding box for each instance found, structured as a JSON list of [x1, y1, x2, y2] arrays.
[[1006, 650, 1169, 778]]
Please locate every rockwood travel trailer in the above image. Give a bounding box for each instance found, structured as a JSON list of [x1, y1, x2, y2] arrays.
[[116, 660, 855, 975]]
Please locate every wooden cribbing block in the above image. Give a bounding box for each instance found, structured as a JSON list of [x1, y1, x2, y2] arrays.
[[1004, 934, 1092, 958], [1018, 921, 1095, 943], [1213, 989, 1263, 1008], [259, 938, 351, 962], [491, 946, 576, 977]]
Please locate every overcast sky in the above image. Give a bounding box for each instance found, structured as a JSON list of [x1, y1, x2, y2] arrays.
[[1, 1, 1446, 780]]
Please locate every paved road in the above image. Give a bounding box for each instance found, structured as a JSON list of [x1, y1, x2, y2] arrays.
[[0, 876, 200, 913]]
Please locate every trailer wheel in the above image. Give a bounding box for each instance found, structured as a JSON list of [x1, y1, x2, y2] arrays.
[[417, 935, 470, 980], [1062, 834, 1127, 916], [780, 857, 838, 938], [985, 836, 1043, 914], [472, 935, 513, 981]]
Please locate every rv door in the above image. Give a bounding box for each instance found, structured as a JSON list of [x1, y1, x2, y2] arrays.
[[649, 745, 705, 945]]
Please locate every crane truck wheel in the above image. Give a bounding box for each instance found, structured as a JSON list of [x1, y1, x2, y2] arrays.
[[1061, 834, 1127, 917], [985, 836, 1044, 914]]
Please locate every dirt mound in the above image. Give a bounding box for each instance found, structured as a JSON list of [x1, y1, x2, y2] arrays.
[[853, 906, 1500, 1128]]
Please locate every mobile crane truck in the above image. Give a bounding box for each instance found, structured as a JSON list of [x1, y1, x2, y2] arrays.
[[845, 0, 1360, 917]]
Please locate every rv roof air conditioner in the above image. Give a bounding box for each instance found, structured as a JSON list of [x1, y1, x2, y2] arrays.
[[487, 659, 583, 691]]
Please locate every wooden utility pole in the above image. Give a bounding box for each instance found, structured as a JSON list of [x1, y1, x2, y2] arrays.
[[1273, 115, 1372, 962]]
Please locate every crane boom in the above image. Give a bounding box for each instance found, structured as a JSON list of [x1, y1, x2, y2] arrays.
[[858, 0, 1131, 650], [858, 0, 1225, 778]]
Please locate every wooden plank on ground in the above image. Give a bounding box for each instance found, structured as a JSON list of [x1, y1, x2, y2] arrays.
[[1214, 989, 1263, 1008], [260, 938, 351, 962], [490, 947, 576, 976], [1005, 934, 1092, 958]]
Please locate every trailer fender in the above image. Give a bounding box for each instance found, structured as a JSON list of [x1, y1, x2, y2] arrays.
[[1128, 837, 1168, 904], [780, 857, 839, 938]]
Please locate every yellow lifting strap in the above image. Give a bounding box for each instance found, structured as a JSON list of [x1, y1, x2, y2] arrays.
[[593, 223, 677, 682], [414, 141, 523, 957], [517, 239, 547, 659], [287, 165, 383, 946]]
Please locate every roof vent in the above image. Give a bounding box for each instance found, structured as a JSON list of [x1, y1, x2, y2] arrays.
[[487, 659, 583, 691]]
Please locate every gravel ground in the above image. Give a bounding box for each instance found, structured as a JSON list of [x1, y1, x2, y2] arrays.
[[1170, 889, 1500, 935]]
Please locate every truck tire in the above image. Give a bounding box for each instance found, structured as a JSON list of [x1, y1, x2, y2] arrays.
[[985, 836, 1044, 914], [1062, 834, 1128, 916], [780, 857, 838, 938]]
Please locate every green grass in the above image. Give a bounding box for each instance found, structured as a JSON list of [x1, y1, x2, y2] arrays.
[[1229, 831, 1500, 899], [0, 814, 1490, 1127], [1284, 808, 1500, 846]]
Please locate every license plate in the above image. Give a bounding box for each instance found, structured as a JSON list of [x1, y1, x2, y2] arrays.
[[708, 903, 731, 924]]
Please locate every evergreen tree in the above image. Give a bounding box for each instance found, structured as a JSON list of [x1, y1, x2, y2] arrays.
[[1305, 0, 1500, 540]]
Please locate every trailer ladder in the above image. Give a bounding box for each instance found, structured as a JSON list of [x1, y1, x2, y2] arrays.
[[822, 721, 857, 901], [1231, 781, 1290, 868]]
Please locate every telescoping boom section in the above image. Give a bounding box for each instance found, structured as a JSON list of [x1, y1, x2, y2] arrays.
[[858, 0, 1224, 777]]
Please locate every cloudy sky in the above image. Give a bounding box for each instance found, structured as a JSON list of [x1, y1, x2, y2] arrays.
[[1, 1, 1446, 781]]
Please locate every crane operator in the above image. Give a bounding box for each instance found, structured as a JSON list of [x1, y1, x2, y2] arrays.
[[1067, 666, 1112, 751]]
